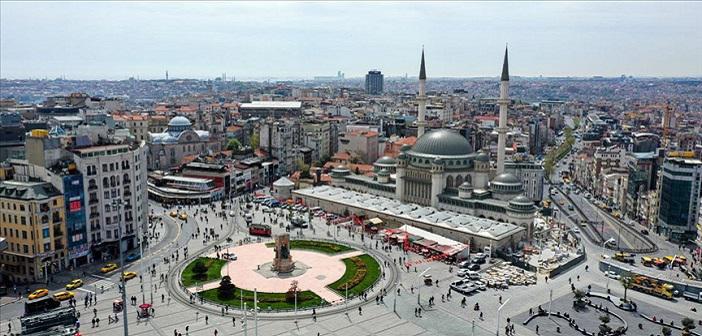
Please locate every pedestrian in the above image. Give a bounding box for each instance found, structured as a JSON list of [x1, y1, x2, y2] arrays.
[[214, 329, 218, 336], [196, 311, 199, 321], [232, 316, 236, 326], [536, 325, 539, 334], [205, 315, 209, 324], [358, 306, 362, 315]]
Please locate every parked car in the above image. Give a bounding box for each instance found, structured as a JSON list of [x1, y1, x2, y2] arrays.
[[126, 253, 141, 262], [466, 263, 481, 271], [222, 253, 237, 261], [603, 271, 620, 280]]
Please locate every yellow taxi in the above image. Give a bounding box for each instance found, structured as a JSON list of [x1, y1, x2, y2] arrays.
[[100, 263, 119, 273], [121, 271, 137, 281], [53, 291, 75, 301], [169, 210, 178, 217], [179, 213, 188, 220], [65, 279, 83, 290], [28, 288, 49, 300]]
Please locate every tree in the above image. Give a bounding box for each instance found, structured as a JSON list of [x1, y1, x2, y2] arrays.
[[661, 326, 672, 336], [193, 260, 208, 280], [599, 315, 612, 335], [682, 317, 696, 336], [572, 289, 587, 309], [294, 159, 310, 178], [249, 132, 260, 150], [218, 275, 236, 299], [226, 138, 242, 151], [620, 277, 633, 302]]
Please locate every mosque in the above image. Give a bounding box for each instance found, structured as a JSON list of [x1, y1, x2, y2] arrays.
[[147, 116, 221, 171], [328, 49, 538, 237]]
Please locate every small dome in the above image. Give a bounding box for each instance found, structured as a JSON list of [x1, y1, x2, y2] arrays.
[[375, 156, 397, 165], [492, 173, 521, 185], [475, 151, 489, 162], [509, 195, 533, 206], [378, 168, 390, 176], [400, 144, 412, 152], [398, 152, 407, 160], [335, 165, 348, 170], [411, 129, 472, 156], [458, 181, 472, 190], [168, 116, 192, 127]]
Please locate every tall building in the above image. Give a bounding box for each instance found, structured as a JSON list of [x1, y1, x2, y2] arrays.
[[657, 157, 702, 242], [365, 70, 384, 95], [505, 161, 544, 202], [496, 47, 510, 174], [0, 180, 68, 283], [260, 119, 300, 176]]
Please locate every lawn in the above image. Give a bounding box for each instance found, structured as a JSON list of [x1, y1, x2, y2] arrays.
[[181, 257, 227, 287], [264, 240, 354, 255], [199, 287, 327, 311], [328, 254, 381, 297]]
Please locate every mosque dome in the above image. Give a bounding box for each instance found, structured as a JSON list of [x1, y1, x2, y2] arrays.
[[375, 156, 397, 165], [410, 129, 472, 156], [400, 144, 412, 152], [377, 168, 391, 176], [491, 173, 521, 186], [509, 195, 537, 212], [168, 116, 192, 127], [475, 151, 490, 162]]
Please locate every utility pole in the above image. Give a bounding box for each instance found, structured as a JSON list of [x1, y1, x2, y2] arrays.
[[113, 199, 129, 336]]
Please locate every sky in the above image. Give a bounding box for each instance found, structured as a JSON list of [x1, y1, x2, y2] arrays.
[[1, 1, 701, 80]]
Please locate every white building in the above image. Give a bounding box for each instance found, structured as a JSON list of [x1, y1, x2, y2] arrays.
[[73, 142, 149, 259]]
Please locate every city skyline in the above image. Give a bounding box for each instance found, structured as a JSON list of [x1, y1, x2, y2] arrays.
[[1, 1, 701, 80]]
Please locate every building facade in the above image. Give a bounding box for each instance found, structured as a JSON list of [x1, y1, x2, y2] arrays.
[[0, 181, 68, 283], [657, 157, 702, 242], [365, 70, 384, 95], [148, 116, 221, 171]]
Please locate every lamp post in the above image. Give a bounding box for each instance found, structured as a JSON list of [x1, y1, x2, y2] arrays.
[[113, 199, 129, 336], [496, 298, 511, 336], [414, 267, 431, 306]]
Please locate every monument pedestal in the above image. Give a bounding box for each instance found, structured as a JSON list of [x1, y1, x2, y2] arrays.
[[272, 233, 294, 273]]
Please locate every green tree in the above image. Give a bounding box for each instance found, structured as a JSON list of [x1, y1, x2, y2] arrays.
[[218, 275, 236, 299], [620, 277, 633, 302], [295, 159, 310, 178], [599, 315, 612, 335], [681, 317, 696, 336], [572, 289, 586, 309], [193, 260, 208, 280], [661, 326, 672, 336], [250, 132, 260, 150], [226, 138, 242, 151]]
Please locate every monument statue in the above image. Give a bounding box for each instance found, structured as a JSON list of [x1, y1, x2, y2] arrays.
[[272, 233, 294, 273]]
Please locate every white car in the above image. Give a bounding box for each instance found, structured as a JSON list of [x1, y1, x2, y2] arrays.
[[603, 271, 620, 280], [222, 253, 238, 261], [572, 228, 581, 234]]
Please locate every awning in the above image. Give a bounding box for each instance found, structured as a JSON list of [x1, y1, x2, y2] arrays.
[[368, 218, 383, 225]]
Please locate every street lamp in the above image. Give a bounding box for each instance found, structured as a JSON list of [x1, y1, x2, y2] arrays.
[[496, 298, 511, 336], [412, 267, 431, 306], [112, 199, 129, 336]]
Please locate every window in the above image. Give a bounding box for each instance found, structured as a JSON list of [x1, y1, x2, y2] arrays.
[[23, 244, 29, 254], [44, 243, 51, 252], [43, 228, 50, 238], [22, 230, 27, 239], [102, 164, 108, 172], [20, 216, 26, 225]]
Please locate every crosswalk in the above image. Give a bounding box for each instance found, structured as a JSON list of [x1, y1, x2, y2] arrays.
[[89, 278, 116, 292]]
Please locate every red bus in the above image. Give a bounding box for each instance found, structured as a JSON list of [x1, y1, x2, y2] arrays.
[[249, 224, 272, 237]]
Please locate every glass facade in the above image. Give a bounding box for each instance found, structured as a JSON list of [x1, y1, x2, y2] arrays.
[[63, 174, 89, 264], [658, 175, 691, 227]]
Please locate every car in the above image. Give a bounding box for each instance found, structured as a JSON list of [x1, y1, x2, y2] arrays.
[[603, 271, 620, 280], [126, 253, 141, 262], [100, 263, 118, 273], [466, 263, 481, 271], [179, 213, 188, 220], [262, 207, 273, 213], [465, 271, 481, 280], [222, 253, 237, 261], [640, 229, 649, 235], [28, 288, 49, 300], [53, 291, 75, 301], [474, 281, 487, 291], [121, 272, 137, 281], [572, 228, 581, 234], [169, 211, 178, 217], [471, 257, 486, 265], [65, 279, 83, 290]]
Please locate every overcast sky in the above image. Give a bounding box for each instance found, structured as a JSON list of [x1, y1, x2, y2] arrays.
[[1, 1, 701, 80]]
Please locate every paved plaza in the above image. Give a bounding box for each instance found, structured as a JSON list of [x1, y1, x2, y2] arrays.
[[191, 243, 367, 303], [2, 191, 700, 336]]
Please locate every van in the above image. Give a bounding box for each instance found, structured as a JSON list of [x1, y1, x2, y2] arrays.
[[466, 271, 481, 280]]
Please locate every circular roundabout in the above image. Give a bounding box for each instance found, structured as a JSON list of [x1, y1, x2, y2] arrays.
[[170, 236, 395, 319]]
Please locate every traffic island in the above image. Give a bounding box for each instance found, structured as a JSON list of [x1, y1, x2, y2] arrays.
[[181, 257, 227, 287]]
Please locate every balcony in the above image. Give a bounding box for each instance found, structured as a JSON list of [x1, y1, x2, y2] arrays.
[[123, 178, 132, 184], [88, 184, 98, 191], [90, 224, 101, 231], [89, 198, 99, 205], [124, 204, 133, 211], [124, 190, 132, 197], [90, 212, 100, 218]]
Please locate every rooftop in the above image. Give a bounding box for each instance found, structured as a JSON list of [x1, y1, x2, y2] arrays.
[[294, 186, 524, 240], [239, 101, 302, 109], [0, 180, 61, 200]]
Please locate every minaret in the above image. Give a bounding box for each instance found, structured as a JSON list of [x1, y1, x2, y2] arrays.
[[417, 48, 427, 137], [496, 46, 510, 174]]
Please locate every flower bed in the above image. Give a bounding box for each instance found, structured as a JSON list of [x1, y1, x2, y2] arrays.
[[328, 254, 381, 297], [264, 240, 355, 255], [181, 257, 227, 287], [199, 287, 327, 311]]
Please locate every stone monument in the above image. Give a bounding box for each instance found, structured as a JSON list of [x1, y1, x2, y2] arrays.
[[272, 233, 294, 273]]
